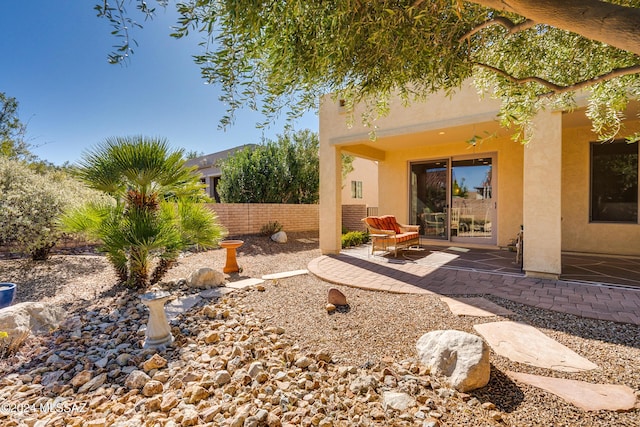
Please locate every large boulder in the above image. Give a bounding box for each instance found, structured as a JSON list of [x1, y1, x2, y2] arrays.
[[187, 268, 225, 289], [416, 330, 490, 392], [0, 301, 65, 338], [271, 231, 287, 243]]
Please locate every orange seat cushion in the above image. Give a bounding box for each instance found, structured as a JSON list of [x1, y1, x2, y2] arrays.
[[395, 233, 418, 243]]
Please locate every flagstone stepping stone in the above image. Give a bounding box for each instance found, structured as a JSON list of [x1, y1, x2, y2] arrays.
[[165, 295, 202, 321], [441, 297, 515, 317], [296, 238, 318, 244], [473, 321, 598, 372], [262, 269, 308, 280], [199, 287, 235, 299], [507, 371, 639, 411], [225, 278, 265, 289]]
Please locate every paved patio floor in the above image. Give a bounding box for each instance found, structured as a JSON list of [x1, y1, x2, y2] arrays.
[[307, 244, 640, 325]]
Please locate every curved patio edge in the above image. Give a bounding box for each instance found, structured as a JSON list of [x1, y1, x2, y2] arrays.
[[307, 254, 640, 326]]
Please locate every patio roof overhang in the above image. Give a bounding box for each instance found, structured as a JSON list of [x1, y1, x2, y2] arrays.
[[337, 119, 508, 159], [330, 98, 640, 159]]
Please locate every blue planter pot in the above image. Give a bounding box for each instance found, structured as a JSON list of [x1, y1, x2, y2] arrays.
[[0, 283, 16, 309]]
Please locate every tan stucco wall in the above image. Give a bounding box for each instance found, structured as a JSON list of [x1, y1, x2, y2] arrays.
[[323, 82, 503, 148], [523, 111, 563, 276], [561, 120, 640, 256], [341, 157, 379, 207]]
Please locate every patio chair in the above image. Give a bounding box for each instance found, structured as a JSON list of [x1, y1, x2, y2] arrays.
[[362, 215, 420, 256]]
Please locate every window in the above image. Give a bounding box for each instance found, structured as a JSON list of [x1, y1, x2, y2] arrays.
[[590, 141, 638, 223], [351, 180, 363, 199]]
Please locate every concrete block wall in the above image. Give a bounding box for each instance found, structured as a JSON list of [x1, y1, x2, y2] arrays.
[[206, 203, 319, 236], [342, 204, 368, 232]]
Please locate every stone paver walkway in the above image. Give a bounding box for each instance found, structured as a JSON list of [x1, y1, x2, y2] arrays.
[[225, 278, 265, 289], [307, 253, 640, 325]]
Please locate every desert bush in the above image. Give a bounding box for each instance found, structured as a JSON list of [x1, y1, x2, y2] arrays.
[[0, 158, 108, 260], [260, 221, 283, 236], [341, 230, 369, 248]]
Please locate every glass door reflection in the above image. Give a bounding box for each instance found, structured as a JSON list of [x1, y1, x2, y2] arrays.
[[450, 158, 494, 243], [410, 160, 448, 239]]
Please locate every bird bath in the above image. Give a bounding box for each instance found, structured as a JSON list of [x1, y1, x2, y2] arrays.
[[219, 240, 244, 273], [140, 291, 175, 349]]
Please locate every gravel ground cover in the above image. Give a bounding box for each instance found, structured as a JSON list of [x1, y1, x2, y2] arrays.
[[0, 232, 638, 426]]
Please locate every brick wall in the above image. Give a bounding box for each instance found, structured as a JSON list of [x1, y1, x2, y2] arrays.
[[206, 203, 319, 236], [342, 204, 367, 232]]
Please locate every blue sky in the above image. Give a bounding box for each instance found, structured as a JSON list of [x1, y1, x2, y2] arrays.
[[1, 1, 318, 166]]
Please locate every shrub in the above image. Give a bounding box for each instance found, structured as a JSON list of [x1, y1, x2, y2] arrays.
[[260, 221, 283, 236], [60, 136, 226, 288], [0, 158, 108, 260], [341, 230, 370, 248]]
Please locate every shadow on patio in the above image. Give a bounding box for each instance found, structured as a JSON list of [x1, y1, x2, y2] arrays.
[[345, 244, 640, 289]]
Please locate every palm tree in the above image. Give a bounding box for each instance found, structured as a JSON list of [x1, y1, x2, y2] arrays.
[[61, 136, 226, 288]]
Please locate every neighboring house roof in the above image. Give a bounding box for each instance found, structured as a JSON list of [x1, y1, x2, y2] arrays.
[[185, 144, 257, 177]]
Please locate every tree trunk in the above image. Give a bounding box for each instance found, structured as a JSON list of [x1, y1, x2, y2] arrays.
[[150, 258, 175, 285], [30, 243, 55, 261], [473, 0, 640, 56]]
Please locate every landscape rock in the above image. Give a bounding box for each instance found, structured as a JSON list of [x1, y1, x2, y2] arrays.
[[213, 370, 231, 386], [70, 370, 93, 388], [78, 373, 107, 393], [125, 370, 151, 389], [271, 231, 287, 243], [186, 384, 210, 404], [204, 331, 220, 344], [160, 392, 180, 412], [294, 356, 313, 369], [143, 353, 168, 372], [416, 330, 490, 392], [349, 375, 378, 394], [327, 288, 348, 306], [0, 301, 65, 337], [187, 267, 225, 289], [383, 391, 417, 411], [142, 380, 164, 397]]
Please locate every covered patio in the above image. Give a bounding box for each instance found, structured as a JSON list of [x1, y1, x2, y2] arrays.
[[319, 82, 640, 280]]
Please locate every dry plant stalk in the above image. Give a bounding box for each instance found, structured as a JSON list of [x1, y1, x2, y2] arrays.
[[0, 330, 30, 359]]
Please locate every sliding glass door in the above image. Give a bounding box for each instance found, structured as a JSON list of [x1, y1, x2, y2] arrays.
[[410, 155, 496, 244], [410, 160, 448, 239], [450, 157, 495, 244]]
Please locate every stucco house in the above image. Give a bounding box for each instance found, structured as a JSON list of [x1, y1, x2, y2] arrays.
[[319, 82, 639, 278]]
